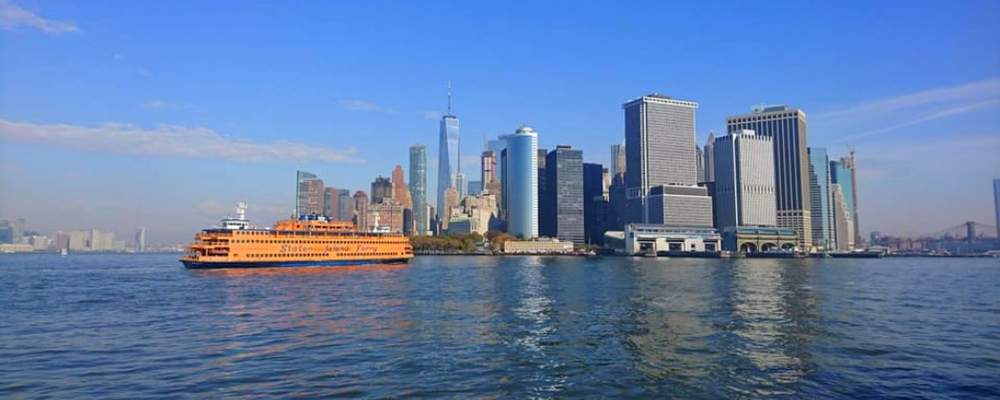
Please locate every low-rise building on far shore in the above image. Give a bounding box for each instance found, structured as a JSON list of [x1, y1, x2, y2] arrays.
[[502, 238, 574, 254]]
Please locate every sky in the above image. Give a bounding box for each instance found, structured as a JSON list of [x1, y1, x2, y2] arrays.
[[1, 0, 999, 244]]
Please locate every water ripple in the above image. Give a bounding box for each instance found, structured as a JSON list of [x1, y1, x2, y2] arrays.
[[0, 254, 998, 398]]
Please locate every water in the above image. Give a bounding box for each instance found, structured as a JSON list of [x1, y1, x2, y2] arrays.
[[1, 254, 999, 399]]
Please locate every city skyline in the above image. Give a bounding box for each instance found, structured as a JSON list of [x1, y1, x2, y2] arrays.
[[1, 1, 999, 242]]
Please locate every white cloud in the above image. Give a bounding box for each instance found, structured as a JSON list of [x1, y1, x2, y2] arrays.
[[814, 77, 1000, 119], [0, 0, 78, 35], [838, 99, 1000, 142], [339, 99, 396, 114], [0, 119, 363, 163]]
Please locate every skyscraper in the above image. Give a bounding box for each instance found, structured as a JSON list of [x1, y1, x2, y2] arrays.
[[583, 162, 607, 245], [455, 173, 467, 199], [834, 150, 861, 246], [392, 165, 412, 209], [695, 145, 705, 183], [536, 148, 548, 233], [353, 191, 369, 231], [808, 147, 834, 249], [133, 227, 146, 252], [542, 145, 584, 244], [436, 84, 460, 219], [831, 183, 854, 250], [371, 176, 393, 204], [409, 145, 428, 235], [323, 187, 340, 219], [713, 130, 776, 229], [727, 105, 812, 248], [994, 179, 1000, 239], [12, 218, 24, 245], [336, 190, 352, 222], [623, 94, 701, 223], [481, 150, 497, 187], [502, 126, 539, 239], [831, 154, 860, 246], [703, 132, 716, 183], [610, 141, 626, 179], [296, 171, 324, 216]]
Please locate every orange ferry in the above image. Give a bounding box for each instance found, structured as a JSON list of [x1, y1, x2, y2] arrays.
[[180, 202, 412, 269]]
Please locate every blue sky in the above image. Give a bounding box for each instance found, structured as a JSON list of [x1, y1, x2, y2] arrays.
[[1, 0, 999, 243]]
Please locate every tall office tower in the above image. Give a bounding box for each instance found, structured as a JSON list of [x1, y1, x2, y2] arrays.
[[623, 94, 700, 223], [353, 191, 369, 231], [541, 146, 584, 243], [703, 133, 716, 183], [842, 150, 861, 245], [409, 145, 428, 235], [712, 130, 776, 229], [502, 126, 539, 239], [695, 145, 705, 183], [391, 165, 413, 209], [602, 167, 610, 199], [537, 148, 549, 233], [610, 141, 626, 179], [481, 150, 497, 187], [455, 173, 467, 199], [607, 173, 627, 231], [831, 183, 854, 250], [295, 170, 324, 216], [537, 148, 548, 203], [12, 218, 25, 244], [994, 179, 1000, 238], [437, 84, 460, 219], [336, 190, 352, 221], [134, 227, 146, 252], [132, 226, 146, 253], [583, 162, 607, 245], [371, 176, 393, 204], [467, 180, 482, 195], [0, 220, 11, 244], [808, 148, 834, 249], [323, 187, 340, 219], [831, 155, 860, 245], [727, 105, 812, 248]]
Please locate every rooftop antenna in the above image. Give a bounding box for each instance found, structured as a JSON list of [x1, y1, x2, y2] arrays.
[[447, 80, 452, 115]]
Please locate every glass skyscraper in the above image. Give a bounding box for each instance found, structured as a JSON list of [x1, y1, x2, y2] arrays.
[[831, 155, 859, 245], [409, 145, 427, 235], [502, 126, 539, 239], [583, 162, 606, 245], [542, 146, 584, 244], [437, 113, 459, 220], [808, 147, 834, 249]]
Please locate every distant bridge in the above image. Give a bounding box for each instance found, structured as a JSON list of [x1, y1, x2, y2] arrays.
[[923, 221, 997, 241]]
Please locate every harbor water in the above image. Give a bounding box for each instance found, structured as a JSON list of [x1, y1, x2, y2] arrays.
[[1, 254, 998, 398]]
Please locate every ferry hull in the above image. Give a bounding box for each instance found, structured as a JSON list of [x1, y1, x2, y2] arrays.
[[181, 258, 410, 269]]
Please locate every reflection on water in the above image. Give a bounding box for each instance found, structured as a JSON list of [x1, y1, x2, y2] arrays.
[[1, 254, 998, 398], [729, 259, 819, 395]]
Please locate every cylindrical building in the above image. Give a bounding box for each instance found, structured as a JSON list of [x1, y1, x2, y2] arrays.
[[503, 126, 539, 239]]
